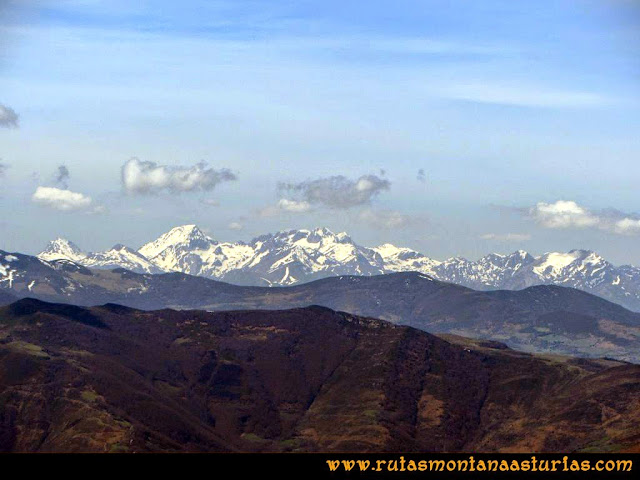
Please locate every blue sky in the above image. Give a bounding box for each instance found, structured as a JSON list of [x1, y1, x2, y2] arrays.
[[1, 0, 639, 264]]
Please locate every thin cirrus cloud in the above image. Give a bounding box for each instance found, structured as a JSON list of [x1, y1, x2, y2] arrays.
[[121, 158, 237, 195], [443, 84, 611, 108], [480, 233, 531, 242], [31, 186, 93, 212], [200, 198, 220, 207], [278, 174, 390, 209], [357, 208, 417, 230], [524, 200, 640, 235], [0, 104, 19, 128]]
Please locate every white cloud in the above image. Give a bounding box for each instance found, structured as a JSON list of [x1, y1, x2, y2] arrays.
[[32, 186, 93, 211], [528, 200, 600, 229], [121, 158, 236, 194], [278, 198, 312, 213], [480, 233, 531, 242], [257, 198, 312, 217], [228, 221, 244, 231], [614, 218, 640, 235], [524, 200, 640, 235]]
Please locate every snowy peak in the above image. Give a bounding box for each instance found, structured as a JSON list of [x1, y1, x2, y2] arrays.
[[529, 249, 613, 289], [533, 250, 604, 276], [39, 238, 87, 263], [511, 249, 535, 261], [254, 227, 342, 247], [103, 243, 151, 260], [502, 250, 535, 270], [248, 227, 385, 279], [138, 225, 251, 278], [37, 238, 163, 275], [373, 243, 416, 257], [373, 243, 441, 275], [84, 244, 162, 274], [478, 250, 535, 269], [568, 249, 606, 265], [138, 224, 214, 260]]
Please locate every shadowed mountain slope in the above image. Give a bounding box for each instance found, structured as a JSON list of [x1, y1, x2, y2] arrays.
[[2, 249, 640, 362], [0, 299, 639, 453]]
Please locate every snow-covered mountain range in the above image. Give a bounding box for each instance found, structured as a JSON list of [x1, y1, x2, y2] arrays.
[[36, 224, 640, 311], [39, 238, 163, 274]]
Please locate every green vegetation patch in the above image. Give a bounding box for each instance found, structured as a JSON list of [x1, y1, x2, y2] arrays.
[[578, 437, 625, 453], [241, 433, 269, 444], [81, 389, 100, 403], [279, 438, 300, 449], [7, 341, 50, 358], [60, 347, 93, 357], [109, 443, 130, 453]]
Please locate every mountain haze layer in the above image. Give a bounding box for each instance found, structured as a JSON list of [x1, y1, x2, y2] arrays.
[[36, 225, 640, 312]]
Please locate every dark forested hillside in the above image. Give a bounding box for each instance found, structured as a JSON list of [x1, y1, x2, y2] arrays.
[[1, 299, 639, 453]]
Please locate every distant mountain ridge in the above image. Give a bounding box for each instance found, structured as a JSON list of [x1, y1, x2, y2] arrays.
[[35, 224, 640, 311], [39, 237, 163, 274], [3, 248, 640, 363]]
